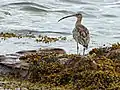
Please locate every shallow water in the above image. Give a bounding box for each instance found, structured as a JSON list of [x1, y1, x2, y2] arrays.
[[0, 0, 120, 55]]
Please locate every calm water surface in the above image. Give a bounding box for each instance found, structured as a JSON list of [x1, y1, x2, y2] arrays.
[[0, 0, 120, 54]]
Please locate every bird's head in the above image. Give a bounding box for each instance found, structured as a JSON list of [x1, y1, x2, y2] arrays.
[[58, 13, 82, 22], [75, 13, 82, 18]]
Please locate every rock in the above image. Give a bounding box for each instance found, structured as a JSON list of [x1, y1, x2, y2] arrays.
[[0, 55, 6, 62], [16, 48, 66, 56], [37, 48, 66, 54], [16, 50, 37, 54], [0, 48, 66, 77]]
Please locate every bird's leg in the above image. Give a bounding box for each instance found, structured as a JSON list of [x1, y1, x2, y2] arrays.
[[83, 47, 85, 55], [77, 43, 79, 54]]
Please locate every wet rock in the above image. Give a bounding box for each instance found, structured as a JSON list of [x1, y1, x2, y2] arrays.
[[17, 48, 66, 55], [16, 50, 37, 54], [0, 64, 12, 75], [37, 48, 66, 54], [0, 55, 6, 61], [0, 48, 66, 77], [0, 54, 20, 67], [0, 61, 28, 77]]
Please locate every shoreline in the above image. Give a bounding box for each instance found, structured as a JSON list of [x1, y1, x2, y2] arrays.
[[0, 42, 120, 89]]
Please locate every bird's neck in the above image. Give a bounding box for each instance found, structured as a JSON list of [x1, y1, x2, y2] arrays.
[[75, 18, 82, 26]]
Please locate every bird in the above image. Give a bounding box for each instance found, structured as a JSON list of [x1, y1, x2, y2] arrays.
[[58, 13, 90, 55]]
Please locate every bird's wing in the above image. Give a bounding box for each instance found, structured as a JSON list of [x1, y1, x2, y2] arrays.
[[76, 25, 90, 47], [77, 25, 89, 38]]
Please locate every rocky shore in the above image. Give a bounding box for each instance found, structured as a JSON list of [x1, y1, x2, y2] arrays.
[[0, 41, 120, 89]]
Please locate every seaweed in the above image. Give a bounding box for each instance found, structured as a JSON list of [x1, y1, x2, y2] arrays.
[[0, 39, 120, 89], [0, 32, 67, 43], [23, 43, 120, 89]]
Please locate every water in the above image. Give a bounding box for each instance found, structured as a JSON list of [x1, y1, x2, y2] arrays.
[[0, 0, 120, 55]]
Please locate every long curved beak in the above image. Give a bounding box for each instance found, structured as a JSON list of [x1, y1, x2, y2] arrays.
[[58, 14, 76, 22]]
